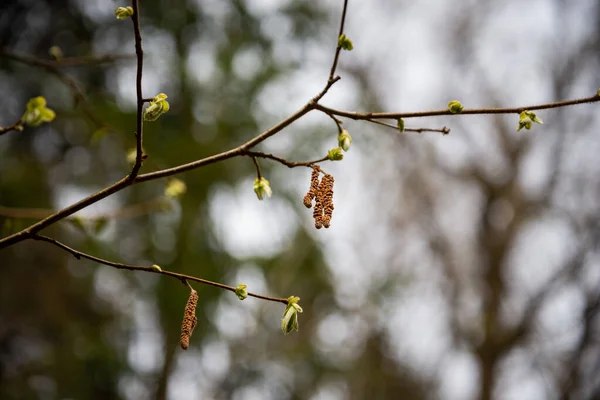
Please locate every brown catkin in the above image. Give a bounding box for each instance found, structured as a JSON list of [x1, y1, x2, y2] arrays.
[[321, 175, 334, 228], [303, 166, 321, 208], [180, 289, 198, 350], [313, 174, 330, 229]]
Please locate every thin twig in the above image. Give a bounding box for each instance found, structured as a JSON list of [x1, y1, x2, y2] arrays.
[[0, 119, 23, 136], [328, 0, 350, 82], [31, 234, 288, 305], [245, 151, 329, 169], [251, 157, 262, 179], [129, 0, 145, 178], [365, 118, 450, 135], [325, 112, 344, 133], [314, 93, 600, 120]]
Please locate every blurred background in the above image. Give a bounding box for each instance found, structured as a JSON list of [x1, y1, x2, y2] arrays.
[[1, 0, 600, 399]]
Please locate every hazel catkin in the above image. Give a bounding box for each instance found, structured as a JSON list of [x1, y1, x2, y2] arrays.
[[302, 166, 335, 229], [180, 288, 198, 350], [320, 175, 334, 228], [303, 166, 321, 209]]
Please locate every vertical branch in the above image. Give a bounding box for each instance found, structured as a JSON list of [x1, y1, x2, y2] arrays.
[[328, 0, 349, 82], [130, 0, 145, 178]]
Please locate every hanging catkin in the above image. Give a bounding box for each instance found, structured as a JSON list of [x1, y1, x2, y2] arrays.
[[180, 288, 198, 350], [321, 175, 334, 228], [303, 165, 321, 208]]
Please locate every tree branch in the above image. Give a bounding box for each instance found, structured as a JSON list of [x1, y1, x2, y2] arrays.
[[328, 0, 349, 82], [32, 234, 288, 305], [129, 0, 145, 178], [314, 93, 600, 120], [244, 151, 329, 169], [364, 118, 450, 135]]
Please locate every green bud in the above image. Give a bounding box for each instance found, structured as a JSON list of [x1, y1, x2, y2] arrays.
[[517, 110, 542, 131], [338, 34, 354, 51], [22, 96, 56, 127], [143, 93, 170, 121], [397, 118, 405, 132], [235, 284, 248, 300], [165, 178, 187, 198], [447, 100, 464, 114], [151, 264, 162, 272], [327, 147, 344, 161], [281, 296, 303, 335], [253, 177, 272, 200], [597, 88, 600, 97], [338, 130, 352, 152], [115, 6, 134, 19], [26, 96, 46, 110], [14, 124, 24, 132]]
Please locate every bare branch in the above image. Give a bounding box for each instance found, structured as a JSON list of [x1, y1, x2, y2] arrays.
[[129, 0, 145, 178], [328, 0, 350, 82], [364, 118, 450, 135], [245, 151, 329, 169], [32, 234, 288, 305], [314, 93, 600, 120]]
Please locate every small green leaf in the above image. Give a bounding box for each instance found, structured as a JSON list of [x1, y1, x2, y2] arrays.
[[327, 147, 344, 161], [447, 100, 464, 114], [253, 177, 272, 200], [22, 96, 56, 127], [517, 110, 542, 131], [115, 6, 134, 19], [281, 296, 302, 335], [26, 97, 46, 111], [338, 34, 354, 51], [144, 93, 170, 121], [39, 108, 56, 123], [235, 284, 248, 300]]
